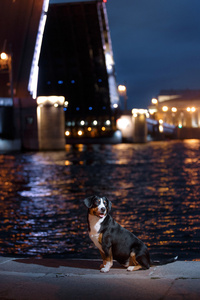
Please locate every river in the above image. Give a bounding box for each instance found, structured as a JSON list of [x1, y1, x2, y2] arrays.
[[0, 140, 200, 261]]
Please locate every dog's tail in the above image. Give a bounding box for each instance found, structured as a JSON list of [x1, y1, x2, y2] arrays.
[[150, 255, 178, 266]]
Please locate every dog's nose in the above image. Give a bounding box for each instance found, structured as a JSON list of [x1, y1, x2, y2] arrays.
[[101, 207, 106, 213]]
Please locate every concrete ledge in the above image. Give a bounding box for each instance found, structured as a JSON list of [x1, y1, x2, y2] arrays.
[[0, 257, 200, 299]]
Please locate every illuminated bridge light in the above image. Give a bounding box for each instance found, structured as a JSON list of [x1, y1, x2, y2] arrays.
[[78, 130, 83, 136], [65, 130, 70, 136]]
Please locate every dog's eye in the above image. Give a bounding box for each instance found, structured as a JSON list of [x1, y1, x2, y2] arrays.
[[103, 200, 106, 205]]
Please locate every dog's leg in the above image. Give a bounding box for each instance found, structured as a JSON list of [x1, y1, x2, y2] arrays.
[[100, 248, 113, 273], [127, 252, 141, 272], [99, 250, 107, 269]]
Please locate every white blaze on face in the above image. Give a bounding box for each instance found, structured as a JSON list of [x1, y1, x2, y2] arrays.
[[98, 198, 106, 213]]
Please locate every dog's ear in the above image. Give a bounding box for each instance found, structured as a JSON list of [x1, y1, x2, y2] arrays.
[[103, 197, 112, 213], [84, 196, 95, 208]]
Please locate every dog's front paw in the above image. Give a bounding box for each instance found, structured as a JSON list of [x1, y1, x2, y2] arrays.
[[100, 267, 110, 273]]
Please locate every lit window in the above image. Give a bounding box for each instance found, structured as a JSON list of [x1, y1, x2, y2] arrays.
[[80, 120, 85, 126], [65, 130, 70, 136], [162, 106, 168, 112], [78, 130, 83, 136], [105, 120, 111, 126]]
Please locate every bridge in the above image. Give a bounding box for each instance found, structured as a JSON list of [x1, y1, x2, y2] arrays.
[[117, 111, 177, 143]]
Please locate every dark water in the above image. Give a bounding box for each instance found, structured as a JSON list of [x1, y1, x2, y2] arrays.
[[0, 140, 200, 261]]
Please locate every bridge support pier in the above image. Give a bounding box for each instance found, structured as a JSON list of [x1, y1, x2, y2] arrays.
[[37, 103, 65, 150]]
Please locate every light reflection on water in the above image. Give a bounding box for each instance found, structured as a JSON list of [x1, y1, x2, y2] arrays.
[[0, 140, 200, 260]]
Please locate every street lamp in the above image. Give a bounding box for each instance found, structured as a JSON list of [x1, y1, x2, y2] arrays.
[[118, 84, 127, 111], [0, 51, 13, 103]]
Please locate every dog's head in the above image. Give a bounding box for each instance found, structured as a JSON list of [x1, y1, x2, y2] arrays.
[[84, 195, 112, 218]]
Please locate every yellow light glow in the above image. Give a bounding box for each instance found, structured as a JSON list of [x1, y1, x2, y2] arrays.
[[88, 127, 92, 132], [171, 107, 177, 112], [132, 108, 148, 115], [64, 101, 69, 107], [186, 107, 191, 112], [118, 85, 126, 92], [162, 106, 168, 112], [102, 127, 106, 131], [105, 120, 111, 126], [37, 96, 65, 106], [191, 107, 196, 112], [151, 98, 158, 104], [65, 130, 70, 136], [159, 125, 164, 132], [54, 103, 58, 108], [78, 130, 83, 136], [117, 117, 130, 130], [159, 119, 163, 124], [0, 52, 8, 60]]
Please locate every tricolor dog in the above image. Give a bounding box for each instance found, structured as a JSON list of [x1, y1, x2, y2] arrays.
[[84, 195, 178, 273]]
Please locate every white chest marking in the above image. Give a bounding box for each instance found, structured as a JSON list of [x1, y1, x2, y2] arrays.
[[88, 214, 105, 253]]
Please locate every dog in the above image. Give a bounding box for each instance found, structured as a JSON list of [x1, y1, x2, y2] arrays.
[[84, 195, 178, 273]]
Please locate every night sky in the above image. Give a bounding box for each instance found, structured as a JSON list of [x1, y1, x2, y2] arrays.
[[106, 0, 200, 108], [50, 0, 200, 109]]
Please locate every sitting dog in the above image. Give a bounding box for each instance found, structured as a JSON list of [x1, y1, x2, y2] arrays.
[[84, 195, 178, 273]]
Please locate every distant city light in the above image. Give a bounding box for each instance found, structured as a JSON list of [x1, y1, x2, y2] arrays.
[[93, 120, 98, 125], [105, 120, 111, 126], [151, 98, 158, 104], [65, 130, 70, 136], [113, 103, 118, 108], [171, 107, 177, 112], [58, 80, 63, 84], [78, 130, 83, 136], [191, 107, 196, 112], [162, 106, 168, 112], [102, 127, 106, 131], [117, 117, 130, 130], [0, 52, 8, 60], [159, 125, 164, 132], [88, 127, 92, 132], [80, 120, 85, 126], [89, 106, 93, 110], [186, 107, 191, 112], [37, 95, 65, 106], [118, 85, 126, 93]]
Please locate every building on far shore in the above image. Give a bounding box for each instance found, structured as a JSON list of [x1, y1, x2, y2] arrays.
[[148, 89, 200, 139]]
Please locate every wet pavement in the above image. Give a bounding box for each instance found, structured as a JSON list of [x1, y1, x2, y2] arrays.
[[0, 256, 200, 300], [0, 140, 200, 260]]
